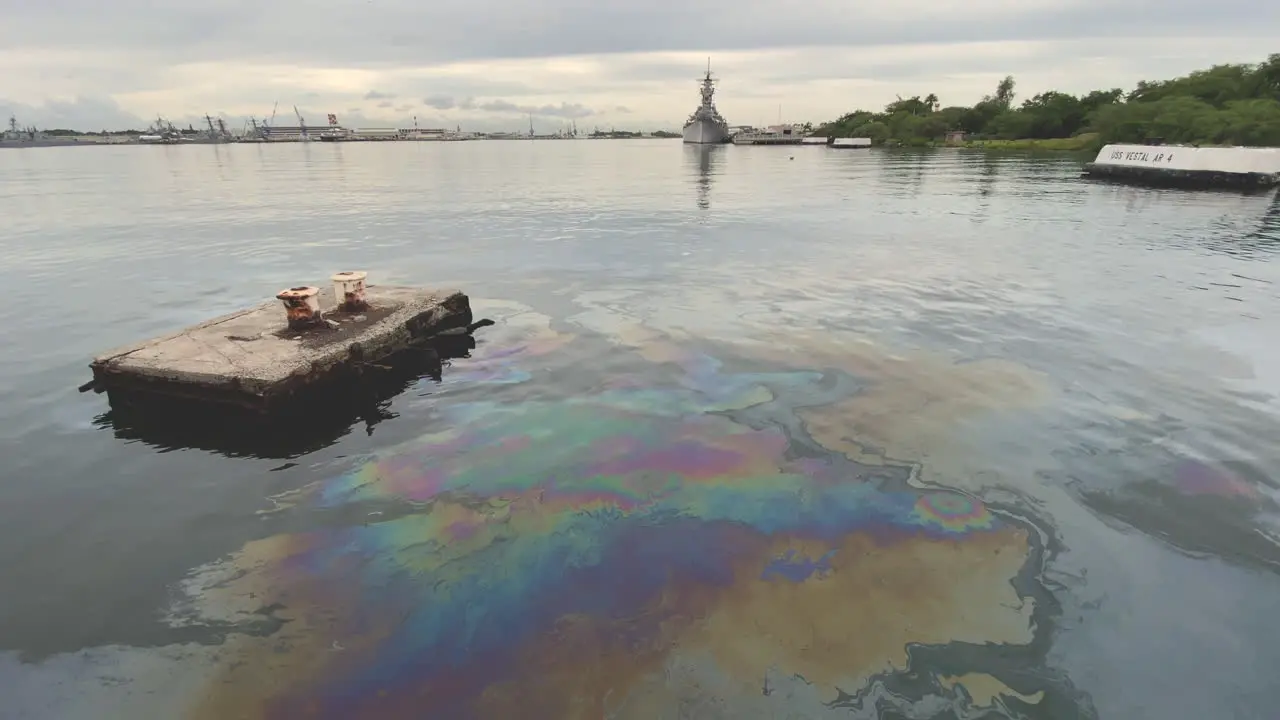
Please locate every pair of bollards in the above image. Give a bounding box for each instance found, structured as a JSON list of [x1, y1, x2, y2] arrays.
[[276, 271, 368, 330]]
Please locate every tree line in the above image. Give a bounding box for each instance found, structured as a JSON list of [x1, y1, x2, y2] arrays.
[[815, 54, 1280, 149]]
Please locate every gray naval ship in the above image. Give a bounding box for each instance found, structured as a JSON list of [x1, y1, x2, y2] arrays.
[[1, 115, 88, 148], [682, 60, 730, 144]]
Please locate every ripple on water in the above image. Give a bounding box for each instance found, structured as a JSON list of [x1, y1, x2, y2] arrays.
[[3, 144, 1280, 720]]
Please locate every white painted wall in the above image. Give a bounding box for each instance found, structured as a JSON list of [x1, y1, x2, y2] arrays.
[[1093, 144, 1280, 174]]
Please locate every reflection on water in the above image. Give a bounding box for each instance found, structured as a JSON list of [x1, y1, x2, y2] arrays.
[[1079, 458, 1280, 573], [878, 149, 929, 196], [1250, 190, 1280, 245], [3, 142, 1280, 720], [685, 143, 720, 209], [93, 336, 476, 459], [966, 151, 1004, 226], [977, 152, 1000, 198]]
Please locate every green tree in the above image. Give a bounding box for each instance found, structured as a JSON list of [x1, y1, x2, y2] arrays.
[[957, 99, 1004, 134], [994, 76, 1016, 107], [1252, 54, 1280, 99], [935, 106, 969, 130], [1128, 64, 1256, 107], [1217, 99, 1280, 145], [852, 121, 891, 143], [1080, 88, 1124, 115], [1017, 92, 1086, 139], [987, 110, 1035, 140], [812, 54, 1280, 147], [885, 96, 932, 116]]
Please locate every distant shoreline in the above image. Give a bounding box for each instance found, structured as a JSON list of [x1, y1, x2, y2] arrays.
[[0, 134, 686, 149], [1, 135, 688, 148]]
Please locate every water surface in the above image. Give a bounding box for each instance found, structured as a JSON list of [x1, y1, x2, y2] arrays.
[[2, 141, 1279, 719]]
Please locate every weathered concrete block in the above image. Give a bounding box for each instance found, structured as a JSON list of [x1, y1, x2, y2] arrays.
[[90, 285, 471, 412]]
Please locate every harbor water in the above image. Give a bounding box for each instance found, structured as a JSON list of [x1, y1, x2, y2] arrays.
[[1, 140, 1279, 719]]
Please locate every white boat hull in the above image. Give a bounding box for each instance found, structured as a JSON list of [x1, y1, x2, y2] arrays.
[[683, 120, 728, 144]]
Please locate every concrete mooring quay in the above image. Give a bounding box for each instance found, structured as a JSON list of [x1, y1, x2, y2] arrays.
[[88, 276, 478, 414]]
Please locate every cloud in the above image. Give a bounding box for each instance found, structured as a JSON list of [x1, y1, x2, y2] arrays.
[[0, 0, 1276, 131], [377, 100, 393, 108], [0, 96, 145, 131], [475, 99, 594, 118], [424, 94, 593, 119], [475, 99, 522, 113], [4, 0, 1273, 65]]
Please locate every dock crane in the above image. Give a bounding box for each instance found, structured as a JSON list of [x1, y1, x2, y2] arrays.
[[294, 105, 309, 142], [204, 114, 231, 142], [246, 102, 279, 141]]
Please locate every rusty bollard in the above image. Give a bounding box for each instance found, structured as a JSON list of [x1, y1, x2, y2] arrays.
[[331, 270, 368, 312], [276, 286, 322, 330]]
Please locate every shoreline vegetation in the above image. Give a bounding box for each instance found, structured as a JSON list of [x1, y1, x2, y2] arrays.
[[814, 54, 1280, 152]]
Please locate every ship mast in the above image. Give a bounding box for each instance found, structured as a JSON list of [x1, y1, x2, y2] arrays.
[[698, 58, 718, 112]]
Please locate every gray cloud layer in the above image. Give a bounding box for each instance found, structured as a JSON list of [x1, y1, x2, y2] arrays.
[[473, 100, 594, 118], [415, 95, 594, 118], [422, 95, 458, 110], [2, 0, 1277, 130], [4, 0, 1276, 66], [0, 96, 145, 131]]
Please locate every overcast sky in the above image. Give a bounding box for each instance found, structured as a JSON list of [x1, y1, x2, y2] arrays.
[[1, 0, 1277, 132]]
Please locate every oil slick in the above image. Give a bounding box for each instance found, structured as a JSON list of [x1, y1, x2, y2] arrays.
[[940, 673, 1047, 709], [3, 303, 1089, 720], [173, 313, 1066, 719]]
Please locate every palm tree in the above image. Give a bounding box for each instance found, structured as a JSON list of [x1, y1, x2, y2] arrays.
[[924, 93, 939, 112]]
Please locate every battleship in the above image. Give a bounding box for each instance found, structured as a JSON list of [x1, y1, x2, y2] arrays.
[[682, 60, 730, 144]]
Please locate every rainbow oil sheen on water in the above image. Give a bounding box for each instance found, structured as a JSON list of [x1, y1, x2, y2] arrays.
[[166, 312, 1058, 720]]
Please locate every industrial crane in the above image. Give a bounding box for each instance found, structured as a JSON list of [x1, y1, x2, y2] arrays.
[[294, 105, 309, 142]]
